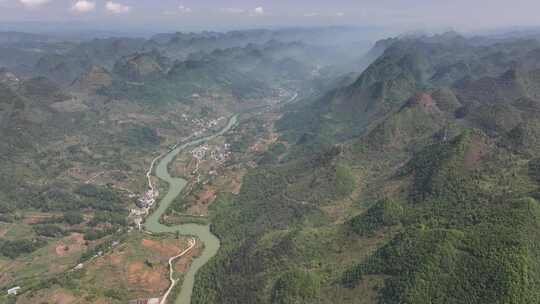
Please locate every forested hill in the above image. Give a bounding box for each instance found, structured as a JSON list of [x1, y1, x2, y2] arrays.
[[0, 27, 375, 301], [192, 33, 540, 304]]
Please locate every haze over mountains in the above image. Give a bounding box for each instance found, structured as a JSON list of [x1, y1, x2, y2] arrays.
[[3, 22, 540, 304]]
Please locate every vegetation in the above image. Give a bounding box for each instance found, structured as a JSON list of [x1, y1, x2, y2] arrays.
[[122, 125, 160, 147], [5, 26, 540, 304], [63, 211, 85, 225], [349, 199, 403, 236], [0, 238, 46, 259], [529, 158, 540, 183], [33, 224, 67, 237], [193, 33, 540, 304], [271, 269, 321, 304]]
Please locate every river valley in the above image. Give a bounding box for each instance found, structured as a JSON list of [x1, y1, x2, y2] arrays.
[[144, 114, 238, 304]]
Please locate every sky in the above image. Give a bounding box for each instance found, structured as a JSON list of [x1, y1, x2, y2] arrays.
[[1, 0, 540, 34]]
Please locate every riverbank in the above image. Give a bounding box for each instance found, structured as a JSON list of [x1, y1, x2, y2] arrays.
[[144, 114, 238, 304], [160, 238, 196, 304]]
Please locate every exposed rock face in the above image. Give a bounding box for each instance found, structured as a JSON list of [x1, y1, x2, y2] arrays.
[[113, 52, 166, 82], [73, 65, 113, 93], [0, 68, 20, 87], [402, 92, 442, 115]]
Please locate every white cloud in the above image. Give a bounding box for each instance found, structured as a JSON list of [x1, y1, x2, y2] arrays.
[[163, 4, 192, 15], [105, 1, 130, 14], [72, 0, 95, 13], [19, 0, 50, 8], [250, 6, 264, 16], [335, 12, 345, 17], [178, 4, 192, 13]]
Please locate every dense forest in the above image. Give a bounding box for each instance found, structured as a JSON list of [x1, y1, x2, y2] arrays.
[[191, 33, 540, 304]]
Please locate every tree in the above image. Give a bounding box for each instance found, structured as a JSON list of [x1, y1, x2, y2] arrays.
[[63, 211, 84, 225]]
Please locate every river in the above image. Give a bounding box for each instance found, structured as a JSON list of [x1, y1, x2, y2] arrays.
[[144, 114, 238, 304]]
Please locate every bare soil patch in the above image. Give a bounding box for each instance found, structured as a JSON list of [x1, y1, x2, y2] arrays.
[[54, 233, 86, 257], [49, 289, 78, 304], [174, 240, 202, 273], [186, 186, 217, 216], [22, 212, 60, 225], [50, 99, 88, 113], [464, 135, 489, 169], [141, 238, 182, 258], [127, 260, 169, 293]]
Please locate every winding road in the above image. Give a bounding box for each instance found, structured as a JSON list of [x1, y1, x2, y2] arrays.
[[160, 238, 196, 304]]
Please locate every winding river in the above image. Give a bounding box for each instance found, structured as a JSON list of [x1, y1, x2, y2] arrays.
[[144, 114, 238, 304]]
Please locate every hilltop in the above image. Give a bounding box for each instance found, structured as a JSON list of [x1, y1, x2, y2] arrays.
[[0, 27, 373, 303], [3, 27, 540, 304], [189, 33, 540, 304]]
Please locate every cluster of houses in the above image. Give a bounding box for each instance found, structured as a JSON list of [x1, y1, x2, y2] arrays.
[[129, 188, 159, 230], [192, 143, 231, 164], [191, 116, 225, 130], [210, 143, 231, 163], [180, 111, 225, 131], [191, 144, 209, 161], [136, 188, 159, 209]]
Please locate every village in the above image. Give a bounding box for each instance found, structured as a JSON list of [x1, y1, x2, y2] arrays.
[[129, 187, 159, 230], [127, 117, 227, 230], [4, 114, 232, 301]]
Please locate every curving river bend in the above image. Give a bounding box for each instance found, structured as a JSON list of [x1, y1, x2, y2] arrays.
[[144, 114, 238, 304]]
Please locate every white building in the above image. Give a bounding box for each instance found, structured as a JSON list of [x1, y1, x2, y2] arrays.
[[7, 286, 21, 296]]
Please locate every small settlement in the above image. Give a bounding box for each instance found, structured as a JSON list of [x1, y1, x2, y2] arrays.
[[129, 187, 159, 230]]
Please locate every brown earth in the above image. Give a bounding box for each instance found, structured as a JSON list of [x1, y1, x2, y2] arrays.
[[186, 186, 217, 216], [141, 238, 182, 258], [127, 260, 169, 293], [54, 233, 86, 257], [249, 131, 278, 152], [49, 289, 78, 304], [173, 156, 198, 177], [406, 92, 440, 113], [50, 98, 88, 113], [22, 212, 60, 224], [464, 135, 489, 169], [0, 259, 15, 286], [81, 237, 184, 298], [109, 251, 124, 267], [14, 288, 77, 304], [174, 241, 202, 273], [74, 65, 113, 93], [228, 170, 245, 195]]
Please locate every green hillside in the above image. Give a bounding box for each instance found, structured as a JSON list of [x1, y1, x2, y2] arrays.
[[191, 34, 540, 304]]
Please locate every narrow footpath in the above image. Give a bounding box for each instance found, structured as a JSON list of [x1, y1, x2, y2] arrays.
[[160, 238, 197, 304]]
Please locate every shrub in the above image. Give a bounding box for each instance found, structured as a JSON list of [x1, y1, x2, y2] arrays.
[[63, 211, 84, 225], [271, 269, 321, 304], [334, 164, 356, 199], [0, 238, 46, 258], [528, 158, 540, 184], [33, 224, 66, 237], [349, 199, 403, 235]]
